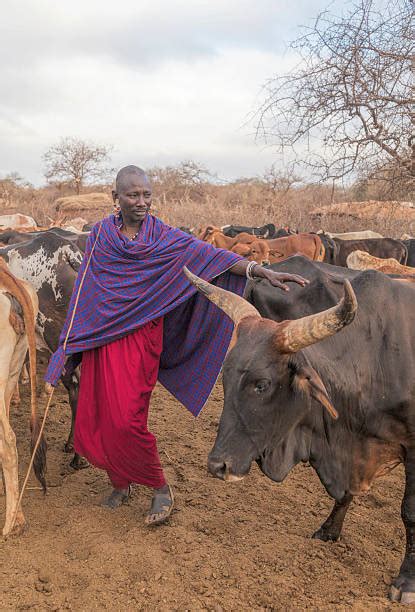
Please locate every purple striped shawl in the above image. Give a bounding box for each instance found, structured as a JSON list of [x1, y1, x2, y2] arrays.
[[45, 213, 246, 416]]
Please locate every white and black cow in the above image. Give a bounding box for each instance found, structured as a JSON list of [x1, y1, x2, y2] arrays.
[[0, 230, 85, 468]]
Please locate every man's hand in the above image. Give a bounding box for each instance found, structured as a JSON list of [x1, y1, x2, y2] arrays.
[[259, 268, 309, 291], [228, 260, 309, 291]]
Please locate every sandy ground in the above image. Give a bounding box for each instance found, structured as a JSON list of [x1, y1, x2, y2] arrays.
[[0, 374, 409, 611]]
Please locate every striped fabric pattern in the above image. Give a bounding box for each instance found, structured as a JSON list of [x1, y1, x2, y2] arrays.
[[45, 213, 246, 416]]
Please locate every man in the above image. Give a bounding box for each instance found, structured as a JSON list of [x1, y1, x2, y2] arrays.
[[46, 165, 307, 526]]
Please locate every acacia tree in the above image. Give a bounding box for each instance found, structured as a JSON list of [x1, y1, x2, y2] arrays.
[[256, 0, 414, 191], [43, 137, 113, 194]]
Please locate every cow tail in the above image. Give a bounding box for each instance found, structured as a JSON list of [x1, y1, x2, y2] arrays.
[[25, 288, 47, 494], [402, 243, 409, 265], [0, 261, 47, 492]]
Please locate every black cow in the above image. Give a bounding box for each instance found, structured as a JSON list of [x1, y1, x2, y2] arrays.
[[0, 227, 89, 253], [317, 233, 338, 265], [322, 237, 408, 267], [0, 231, 85, 468], [184, 256, 415, 604], [403, 240, 415, 267], [0, 230, 32, 245], [222, 223, 277, 239]]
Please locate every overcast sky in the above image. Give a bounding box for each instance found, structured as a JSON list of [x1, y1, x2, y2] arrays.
[[1, 0, 346, 185]]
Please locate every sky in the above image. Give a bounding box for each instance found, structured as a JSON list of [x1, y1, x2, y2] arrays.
[[1, 0, 347, 185]]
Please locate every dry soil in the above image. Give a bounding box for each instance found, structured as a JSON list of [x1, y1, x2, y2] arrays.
[[0, 374, 408, 611]]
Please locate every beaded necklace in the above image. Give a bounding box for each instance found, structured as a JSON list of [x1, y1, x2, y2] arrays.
[[122, 227, 140, 241], [117, 211, 141, 241]]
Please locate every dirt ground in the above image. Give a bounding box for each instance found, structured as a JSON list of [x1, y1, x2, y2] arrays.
[[0, 373, 409, 611]]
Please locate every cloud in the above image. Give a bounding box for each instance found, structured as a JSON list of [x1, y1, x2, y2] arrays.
[[1, 0, 289, 69], [0, 0, 345, 184]]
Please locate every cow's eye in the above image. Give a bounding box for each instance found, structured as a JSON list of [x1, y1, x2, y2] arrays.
[[254, 379, 271, 394]]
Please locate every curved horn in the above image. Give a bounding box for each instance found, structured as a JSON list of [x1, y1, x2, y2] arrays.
[[274, 279, 357, 353], [183, 267, 260, 325]]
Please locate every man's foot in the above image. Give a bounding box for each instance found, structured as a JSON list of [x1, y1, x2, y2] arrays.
[[100, 486, 131, 509], [145, 484, 174, 526]]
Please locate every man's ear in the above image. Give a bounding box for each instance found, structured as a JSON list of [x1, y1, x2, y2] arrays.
[[111, 190, 118, 204], [291, 364, 338, 420]]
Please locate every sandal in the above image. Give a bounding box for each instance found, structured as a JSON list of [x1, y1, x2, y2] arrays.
[[100, 485, 131, 509], [145, 485, 174, 526]]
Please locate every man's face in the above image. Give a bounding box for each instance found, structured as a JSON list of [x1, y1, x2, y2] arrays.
[[112, 174, 152, 223]]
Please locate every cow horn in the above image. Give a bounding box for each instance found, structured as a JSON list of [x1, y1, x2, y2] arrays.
[[183, 267, 260, 325], [274, 280, 357, 353]]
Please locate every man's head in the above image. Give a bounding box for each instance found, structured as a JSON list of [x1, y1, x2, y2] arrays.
[[112, 165, 152, 224]]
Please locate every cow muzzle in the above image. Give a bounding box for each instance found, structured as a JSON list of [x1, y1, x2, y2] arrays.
[[207, 458, 245, 482]]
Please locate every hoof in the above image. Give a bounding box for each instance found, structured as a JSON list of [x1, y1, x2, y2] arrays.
[[390, 582, 415, 604], [69, 454, 89, 470], [63, 441, 74, 454], [3, 517, 26, 538], [312, 528, 339, 542]]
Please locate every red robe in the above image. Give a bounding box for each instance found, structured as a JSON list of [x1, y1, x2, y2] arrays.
[[74, 318, 166, 489]]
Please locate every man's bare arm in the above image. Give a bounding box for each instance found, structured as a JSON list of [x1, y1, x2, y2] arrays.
[[229, 260, 309, 292]]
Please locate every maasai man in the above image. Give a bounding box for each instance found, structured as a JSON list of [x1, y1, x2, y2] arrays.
[[45, 165, 307, 526]]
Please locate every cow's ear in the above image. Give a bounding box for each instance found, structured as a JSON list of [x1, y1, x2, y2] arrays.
[[291, 364, 338, 420]]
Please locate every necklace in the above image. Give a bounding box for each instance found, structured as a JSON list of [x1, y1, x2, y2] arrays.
[[121, 225, 140, 241]]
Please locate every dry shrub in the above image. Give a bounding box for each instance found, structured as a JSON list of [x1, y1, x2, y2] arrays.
[[0, 178, 110, 226], [0, 164, 413, 238], [311, 201, 415, 238], [152, 179, 351, 232]]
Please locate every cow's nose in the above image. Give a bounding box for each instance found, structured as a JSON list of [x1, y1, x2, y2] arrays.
[[207, 458, 230, 480]]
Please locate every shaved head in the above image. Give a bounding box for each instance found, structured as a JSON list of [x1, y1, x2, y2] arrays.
[[112, 165, 153, 226], [115, 165, 149, 192]]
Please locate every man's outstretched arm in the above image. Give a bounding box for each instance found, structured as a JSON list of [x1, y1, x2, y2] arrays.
[[229, 260, 309, 292]]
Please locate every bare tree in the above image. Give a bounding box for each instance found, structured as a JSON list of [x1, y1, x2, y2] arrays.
[[147, 160, 212, 202], [43, 137, 113, 194], [263, 164, 302, 196], [256, 0, 414, 187]]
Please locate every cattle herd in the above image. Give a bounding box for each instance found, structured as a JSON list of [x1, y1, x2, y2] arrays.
[[2, 213, 415, 604]]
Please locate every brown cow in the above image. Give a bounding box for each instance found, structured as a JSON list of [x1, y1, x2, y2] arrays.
[[231, 240, 271, 265], [231, 234, 325, 265], [347, 250, 415, 275], [198, 226, 258, 250], [232, 234, 325, 265], [199, 227, 324, 264]]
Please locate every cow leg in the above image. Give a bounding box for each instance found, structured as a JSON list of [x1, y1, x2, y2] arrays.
[[312, 493, 353, 542], [61, 369, 88, 470], [20, 362, 29, 385], [10, 361, 29, 410], [61, 370, 78, 453], [0, 393, 25, 536], [0, 333, 26, 536], [390, 450, 415, 604], [10, 382, 20, 409]]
